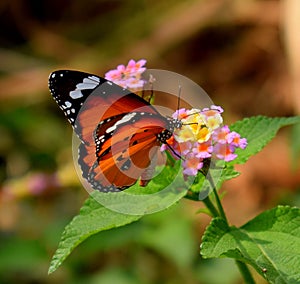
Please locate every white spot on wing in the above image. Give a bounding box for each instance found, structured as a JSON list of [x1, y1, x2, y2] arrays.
[[70, 90, 84, 99], [105, 125, 116, 134], [70, 76, 100, 99], [106, 113, 136, 134]]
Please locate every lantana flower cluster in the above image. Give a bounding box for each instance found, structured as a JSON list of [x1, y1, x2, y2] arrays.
[[105, 59, 147, 90], [161, 106, 247, 176]]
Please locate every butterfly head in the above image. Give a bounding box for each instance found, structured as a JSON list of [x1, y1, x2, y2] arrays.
[[157, 118, 182, 144]]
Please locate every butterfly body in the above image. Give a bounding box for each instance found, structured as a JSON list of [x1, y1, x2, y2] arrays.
[[49, 70, 180, 192]]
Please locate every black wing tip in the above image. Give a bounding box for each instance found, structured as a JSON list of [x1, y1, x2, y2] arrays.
[[48, 70, 67, 91]]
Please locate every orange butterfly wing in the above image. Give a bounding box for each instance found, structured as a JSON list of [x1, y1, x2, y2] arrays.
[[76, 83, 159, 145], [80, 112, 170, 192], [49, 70, 173, 192]]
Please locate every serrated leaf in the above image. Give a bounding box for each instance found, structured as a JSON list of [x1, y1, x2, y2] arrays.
[[91, 161, 188, 215], [216, 165, 240, 189], [91, 187, 187, 215], [48, 196, 142, 274], [229, 116, 300, 165], [49, 161, 188, 274], [201, 206, 300, 283]]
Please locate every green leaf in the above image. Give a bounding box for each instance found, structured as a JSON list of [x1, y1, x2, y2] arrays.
[[91, 186, 187, 215], [201, 206, 300, 283], [191, 116, 300, 193], [90, 161, 188, 215], [229, 116, 300, 165], [216, 164, 240, 189], [49, 161, 188, 274], [291, 122, 300, 169], [48, 196, 142, 274]]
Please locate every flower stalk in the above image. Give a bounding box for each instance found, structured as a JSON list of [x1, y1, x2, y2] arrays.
[[235, 261, 256, 284], [206, 171, 228, 224], [204, 172, 255, 283]]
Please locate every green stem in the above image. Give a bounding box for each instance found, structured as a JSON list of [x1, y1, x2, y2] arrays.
[[200, 172, 255, 283], [202, 196, 220, 218], [235, 261, 256, 284], [206, 171, 228, 224]]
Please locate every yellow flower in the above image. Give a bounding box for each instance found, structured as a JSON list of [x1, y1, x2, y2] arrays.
[[202, 109, 223, 130], [174, 110, 213, 144], [195, 126, 211, 143], [174, 126, 194, 142]]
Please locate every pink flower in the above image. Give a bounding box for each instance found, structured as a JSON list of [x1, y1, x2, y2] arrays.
[[227, 131, 248, 149], [212, 125, 230, 144], [160, 105, 247, 176], [193, 141, 213, 159], [201, 107, 223, 130], [172, 108, 188, 120], [126, 59, 147, 74], [105, 59, 147, 90], [214, 143, 238, 162], [178, 141, 193, 155], [125, 77, 145, 89], [182, 153, 203, 176], [211, 105, 224, 113], [117, 64, 126, 73]]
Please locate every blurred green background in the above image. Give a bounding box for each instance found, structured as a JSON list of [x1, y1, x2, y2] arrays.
[[0, 0, 299, 283]]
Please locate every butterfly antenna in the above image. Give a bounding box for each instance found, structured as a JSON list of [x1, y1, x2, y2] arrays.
[[177, 85, 182, 118], [166, 142, 182, 160]]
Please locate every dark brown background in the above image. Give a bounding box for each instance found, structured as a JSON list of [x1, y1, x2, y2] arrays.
[[0, 1, 299, 283]]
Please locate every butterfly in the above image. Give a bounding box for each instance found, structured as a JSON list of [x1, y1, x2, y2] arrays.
[[48, 70, 181, 192]]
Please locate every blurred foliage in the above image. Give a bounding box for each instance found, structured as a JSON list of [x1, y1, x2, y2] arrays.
[[0, 0, 299, 283]]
